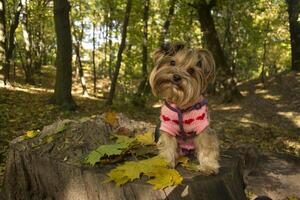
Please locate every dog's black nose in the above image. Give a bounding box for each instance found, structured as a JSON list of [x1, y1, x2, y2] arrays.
[[173, 74, 181, 83]]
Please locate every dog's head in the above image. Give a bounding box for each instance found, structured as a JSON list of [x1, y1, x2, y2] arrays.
[[149, 43, 215, 109]]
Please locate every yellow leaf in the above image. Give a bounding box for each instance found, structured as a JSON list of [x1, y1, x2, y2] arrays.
[[104, 112, 118, 128], [25, 130, 39, 138], [183, 163, 198, 171], [177, 156, 198, 171], [112, 134, 136, 144], [178, 156, 198, 171], [147, 167, 183, 189], [106, 156, 183, 189], [46, 135, 54, 143], [136, 131, 154, 145], [177, 156, 189, 165]]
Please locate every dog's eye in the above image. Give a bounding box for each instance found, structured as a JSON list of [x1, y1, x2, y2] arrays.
[[170, 60, 176, 66], [196, 61, 202, 68], [187, 68, 195, 74]]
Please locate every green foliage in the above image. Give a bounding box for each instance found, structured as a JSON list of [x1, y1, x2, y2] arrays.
[[84, 138, 135, 165], [213, 0, 290, 80], [3, 0, 292, 97], [84, 130, 156, 166]]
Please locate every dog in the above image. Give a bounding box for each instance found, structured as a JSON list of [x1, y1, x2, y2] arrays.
[[149, 43, 220, 175]]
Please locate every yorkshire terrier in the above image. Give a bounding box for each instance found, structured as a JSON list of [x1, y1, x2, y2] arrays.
[[150, 43, 220, 175]]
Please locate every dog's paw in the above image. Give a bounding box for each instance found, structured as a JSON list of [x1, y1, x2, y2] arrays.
[[197, 163, 219, 175]]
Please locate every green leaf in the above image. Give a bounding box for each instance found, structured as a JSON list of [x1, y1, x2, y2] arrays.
[[84, 140, 134, 166]]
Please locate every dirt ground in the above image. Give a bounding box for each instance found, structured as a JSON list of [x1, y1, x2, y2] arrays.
[[0, 67, 299, 199]]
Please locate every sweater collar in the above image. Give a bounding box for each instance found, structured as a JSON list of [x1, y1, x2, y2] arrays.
[[164, 97, 208, 113]]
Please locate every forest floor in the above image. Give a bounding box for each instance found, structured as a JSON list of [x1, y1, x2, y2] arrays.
[[0, 66, 300, 198]]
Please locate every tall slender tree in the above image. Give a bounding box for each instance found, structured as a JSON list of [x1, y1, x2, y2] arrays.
[[72, 1, 88, 96], [134, 0, 176, 105], [286, 0, 300, 71], [20, 0, 35, 84], [0, 0, 6, 73], [106, 0, 132, 105], [2, 0, 22, 85], [50, 0, 76, 110], [107, 1, 114, 80], [159, 0, 176, 46], [191, 0, 241, 102], [133, 0, 150, 105], [92, 12, 97, 95]]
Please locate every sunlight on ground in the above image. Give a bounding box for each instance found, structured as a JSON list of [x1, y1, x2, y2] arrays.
[[277, 111, 300, 128], [0, 84, 51, 94], [283, 140, 300, 155], [240, 91, 249, 96], [0, 81, 102, 100], [262, 94, 281, 101], [215, 105, 241, 111], [255, 83, 265, 87], [255, 89, 269, 94]]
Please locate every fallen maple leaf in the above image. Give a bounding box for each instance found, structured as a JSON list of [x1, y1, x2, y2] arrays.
[[84, 137, 136, 166], [104, 112, 119, 128], [147, 167, 182, 190], [177, 156, 198, 171], [106, 156, 183, 189], [25, 130, 39, 138], [112, 134, 136, 144], [136, 131, 154, 145]]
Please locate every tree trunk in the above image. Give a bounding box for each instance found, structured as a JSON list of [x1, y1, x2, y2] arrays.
[[108, 4, 114, 80], [102, 20, 108, 78], [0, 0, 6, 82], [72, 3, 88, 97], [260, 39, 267, 84], [133, 0, 150, 106], [158, 0, 176, 46], [106, 0, 132, 105], [20, 0, 35, 85], [92, 19, 97, 95], [3, 0, 22, 85], [194, 0, 241, 102], [134, 0, 176, 104], [50, 0, 76, 110], [74, 43, 88, 96], [286, 0, 300, 71], [34, 1, 45, 75], [3, 115, 248, 200], [0, 0, 6, 73]]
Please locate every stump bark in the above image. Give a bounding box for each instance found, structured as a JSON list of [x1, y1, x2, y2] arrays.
[[3, 115, 248, 200]]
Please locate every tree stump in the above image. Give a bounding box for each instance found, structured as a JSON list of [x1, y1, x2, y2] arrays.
[[3, 114, 248, 200]]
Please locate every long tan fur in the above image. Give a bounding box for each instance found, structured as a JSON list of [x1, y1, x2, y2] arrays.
[[150, 43, 219, 175]]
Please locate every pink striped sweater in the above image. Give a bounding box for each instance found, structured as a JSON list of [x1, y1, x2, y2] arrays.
[[159, 98, 209, 152]]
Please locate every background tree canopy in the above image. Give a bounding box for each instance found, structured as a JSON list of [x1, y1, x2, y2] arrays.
[[0, 0, 296, 105]]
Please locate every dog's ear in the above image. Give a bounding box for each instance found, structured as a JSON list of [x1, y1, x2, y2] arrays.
[[195, 49, 216, 82], [152, 43, 186, 64], [152, 43, 172, 64]]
